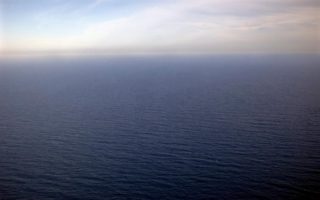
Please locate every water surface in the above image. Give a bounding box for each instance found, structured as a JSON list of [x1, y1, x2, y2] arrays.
[[0, 55, 319, 199]]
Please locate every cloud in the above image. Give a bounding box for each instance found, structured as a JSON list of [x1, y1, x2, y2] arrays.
[[89, 0, 109, 9], [70, 0, 319, 53], [0, 2, 3, 51], [1, 0, 319, 53]]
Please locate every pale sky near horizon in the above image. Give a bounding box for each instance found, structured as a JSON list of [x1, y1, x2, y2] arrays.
[[0, 0, 319, 54]]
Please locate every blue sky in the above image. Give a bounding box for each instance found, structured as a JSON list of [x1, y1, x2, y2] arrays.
[[0, 0, 319, 54]]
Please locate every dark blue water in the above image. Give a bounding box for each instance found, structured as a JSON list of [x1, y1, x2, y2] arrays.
[[0, 55, 319, 200]]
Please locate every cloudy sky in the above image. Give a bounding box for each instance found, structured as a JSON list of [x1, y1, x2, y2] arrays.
[[0, 0, 319, 54]]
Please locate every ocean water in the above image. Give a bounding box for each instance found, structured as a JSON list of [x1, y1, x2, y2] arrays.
[[0, 55, 319, 200]]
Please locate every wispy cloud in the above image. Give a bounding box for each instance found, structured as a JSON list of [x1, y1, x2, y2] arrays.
[[1, 0, 319, 53], [88, 0, 109, 9], [0, 2, 4, 52], [70, 0, 320, 53]]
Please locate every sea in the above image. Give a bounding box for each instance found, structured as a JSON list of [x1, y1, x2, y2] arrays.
[[0, 55, 319, 199]]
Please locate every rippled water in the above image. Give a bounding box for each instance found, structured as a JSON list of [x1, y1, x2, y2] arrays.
[[0, 55, 319, 199]]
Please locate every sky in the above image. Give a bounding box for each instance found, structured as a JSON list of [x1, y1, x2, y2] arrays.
[[0, 0, 319, 54]]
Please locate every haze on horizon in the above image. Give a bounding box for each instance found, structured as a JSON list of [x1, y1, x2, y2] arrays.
[[0, 0, 319, 55]]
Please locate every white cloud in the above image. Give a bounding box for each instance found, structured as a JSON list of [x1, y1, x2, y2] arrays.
[[70, 0, 319, 53], [2, 0, 319, 53], [89, 0, 109, 9], [0, 2, 4, 52]]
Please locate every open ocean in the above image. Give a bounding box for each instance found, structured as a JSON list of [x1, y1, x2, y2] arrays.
[[0, 55, 319, 200]]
